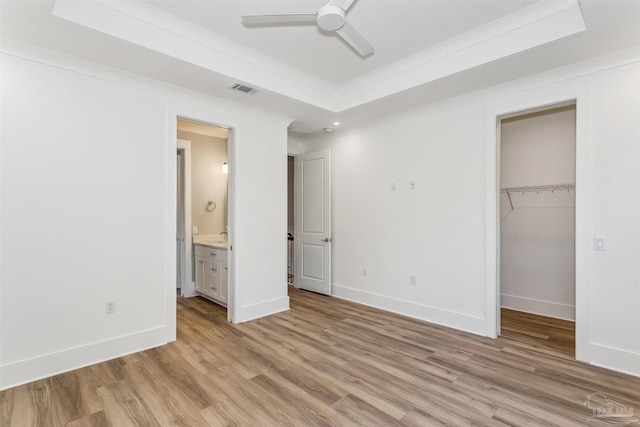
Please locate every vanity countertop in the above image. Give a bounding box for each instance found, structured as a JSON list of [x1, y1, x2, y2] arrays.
[[193, 235, 227, 249]]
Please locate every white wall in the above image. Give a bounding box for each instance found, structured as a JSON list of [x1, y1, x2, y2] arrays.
[[500, 107, 576, 320], [309, 103, 489, 331], [587, 61, 640, 374], [177, 130, 227, 237], [303, 51, 640, 376], [287, 135, 305, 155], [501, 107, 576, 186], [0, 41, 290, 390]]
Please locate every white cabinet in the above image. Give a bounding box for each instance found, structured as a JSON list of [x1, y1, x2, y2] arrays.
[[205, 258, 219, 296], [219, 261, 228, 304], [194, 244, 227, 306], [195, 255, 205, 293]]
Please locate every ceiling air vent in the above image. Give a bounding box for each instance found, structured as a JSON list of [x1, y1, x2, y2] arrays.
[[230, 83, 258, 95]]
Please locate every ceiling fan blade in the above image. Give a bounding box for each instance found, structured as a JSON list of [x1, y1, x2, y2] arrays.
[[241, 13, 317, 25], [329, 0, 354, 11], [336, 21, 374, 57]]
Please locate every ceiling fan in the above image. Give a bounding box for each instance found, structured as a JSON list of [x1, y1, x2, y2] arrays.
[[241, 0, 374, 57]]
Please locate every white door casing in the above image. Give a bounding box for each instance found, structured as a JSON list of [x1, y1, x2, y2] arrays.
[[177, 150, 184, 290], [295, 149, 331, 295], [177, 139, 194, 297]]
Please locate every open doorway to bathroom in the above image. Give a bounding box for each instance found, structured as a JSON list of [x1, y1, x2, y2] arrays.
[[287, 155, 295, 287], [176, 119, 230, 312], [498, 103, 576, 358]]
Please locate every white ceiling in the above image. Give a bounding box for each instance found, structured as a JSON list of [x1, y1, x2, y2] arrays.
[[1, 0, 639, 135], [139, 0, 539, 85]]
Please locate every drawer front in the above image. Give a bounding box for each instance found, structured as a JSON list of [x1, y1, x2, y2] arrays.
[[195, 244, 220, 259], [208, 275, 219, 294]]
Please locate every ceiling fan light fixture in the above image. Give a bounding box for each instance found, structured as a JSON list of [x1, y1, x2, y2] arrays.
[[317, 5, 345, 31], [240, 0, 373, 57]]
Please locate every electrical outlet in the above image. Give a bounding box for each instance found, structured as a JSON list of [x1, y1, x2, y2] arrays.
[[390, 182, 396, 192], [105, 300, 116, 314], [192, 226, 198, 234], [362, 268, 368, 277], [409, 275, 416, 286]]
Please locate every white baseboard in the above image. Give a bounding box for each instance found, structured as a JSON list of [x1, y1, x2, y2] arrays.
[[501, 293, 575, 321], [332, 284, 487, 336], [0, 326, 168, 391], [237, 296, 289, 323], [182, 281, 198, 297], [588, 342, 640, 378]]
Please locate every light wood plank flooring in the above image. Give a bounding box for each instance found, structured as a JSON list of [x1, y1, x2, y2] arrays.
[[1, 287, 638, 426], [500, 308, 575, 358]]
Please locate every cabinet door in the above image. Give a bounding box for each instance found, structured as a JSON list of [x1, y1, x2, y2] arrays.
[[206, 259, 219, 298], [219, 262, 228, 304], [195, 256, 205, 293]]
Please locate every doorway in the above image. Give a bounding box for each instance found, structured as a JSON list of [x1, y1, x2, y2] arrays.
[[497, 104, 576, 357], [176, 119, 230, 313], [293, 149, 332, 295], [287, 155, 295, 286], [177, 147, 185, 293]]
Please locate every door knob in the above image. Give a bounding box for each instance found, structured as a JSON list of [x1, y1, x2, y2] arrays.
[[321, 237, 331, 243]]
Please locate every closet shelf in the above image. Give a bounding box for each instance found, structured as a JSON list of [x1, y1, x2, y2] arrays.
[[500, 184, 575, 221], [500, 184, 575, 193]]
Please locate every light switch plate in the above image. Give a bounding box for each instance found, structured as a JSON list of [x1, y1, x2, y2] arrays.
[[105, 300, 116, 314], [409, 180, 416, 190], [594, 236, 605, 251]]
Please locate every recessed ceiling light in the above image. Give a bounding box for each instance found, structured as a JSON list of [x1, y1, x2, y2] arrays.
[[333, 121, 341, 126], [323, 128, 334, 133]]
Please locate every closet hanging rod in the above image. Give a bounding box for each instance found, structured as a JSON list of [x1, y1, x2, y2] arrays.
[[500, 184, 575, 193]]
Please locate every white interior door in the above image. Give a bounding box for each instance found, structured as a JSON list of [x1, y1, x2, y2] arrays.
[[295, 149, 331, 295]]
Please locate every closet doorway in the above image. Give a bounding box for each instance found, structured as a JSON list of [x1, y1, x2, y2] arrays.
[[498, 104, 576, 358]]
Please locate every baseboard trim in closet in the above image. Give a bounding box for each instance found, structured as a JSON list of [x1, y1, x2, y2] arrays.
[[501, 293, 575, 321]]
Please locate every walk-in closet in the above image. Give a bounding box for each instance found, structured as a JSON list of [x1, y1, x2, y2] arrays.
[[499, 104, 576, 356]]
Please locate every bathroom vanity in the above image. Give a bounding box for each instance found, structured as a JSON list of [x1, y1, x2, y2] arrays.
[[194, 242, 227, 306]]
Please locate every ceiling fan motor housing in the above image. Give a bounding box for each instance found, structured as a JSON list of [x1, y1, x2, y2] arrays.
[[317, 5, 346, 31]]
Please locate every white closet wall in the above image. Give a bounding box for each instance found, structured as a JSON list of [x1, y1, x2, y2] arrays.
[[500, 106, 576, 320]]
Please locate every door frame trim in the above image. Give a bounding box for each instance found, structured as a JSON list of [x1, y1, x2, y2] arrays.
[[484, 82, 592, 364], [177, 139, 193, 297], [165, 107, 236, 343]]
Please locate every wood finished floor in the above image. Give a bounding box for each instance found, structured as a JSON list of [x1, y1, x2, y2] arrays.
[[1, 287, 639, 426], [500, 308, 575, 358]]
